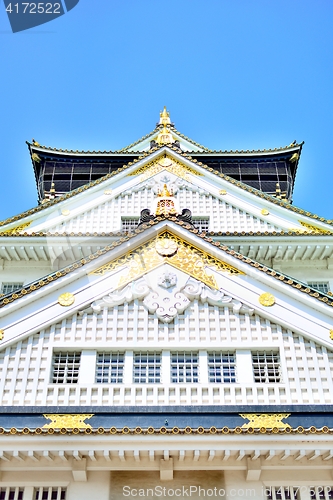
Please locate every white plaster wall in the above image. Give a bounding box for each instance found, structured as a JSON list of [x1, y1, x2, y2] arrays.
[[0, 302, 333, 407], [47, 189, 281, 234]]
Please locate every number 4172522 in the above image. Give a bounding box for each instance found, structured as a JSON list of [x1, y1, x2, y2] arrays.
[[5, 3, 61, 14]]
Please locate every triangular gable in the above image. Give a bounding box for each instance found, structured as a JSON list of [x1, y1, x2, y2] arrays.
[[1, 244, 333, 408], [0, 220, 333, 352], [6, 148, 331, 236]]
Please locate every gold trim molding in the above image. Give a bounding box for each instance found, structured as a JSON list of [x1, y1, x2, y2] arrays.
[[90, 231, 244, 290], [240, 413, 291, 429], [58, 293, 75, 307], [299, 221, 332, 234], [0, 221, 32, 234], [128, 155, 202, 183], [0, 330, 4, 341], [43, 414, 94, 429], [259, 292, 275, 307]]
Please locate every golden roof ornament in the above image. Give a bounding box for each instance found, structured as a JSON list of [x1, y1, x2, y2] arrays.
[[158, 184, 173, 197], [156, 124, 174, 145], [155, 183, 178, 216], [159, 106, 171, 126]]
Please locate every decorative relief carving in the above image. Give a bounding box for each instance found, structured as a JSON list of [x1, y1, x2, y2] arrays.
[[90, 231, 244, 290], [240, 413, 291, 429], [91, 279, 151, 312], [143, 290, 191, 323], [258, 292, 275, 307], [43, 414, 94, 429], [90, 276, 253, 323], [158, 272, 177, 289], [58, 293, 75, 307], [182, 278, 254, 315], [155, 238, 178, 256], [127, 156, 202, 183]]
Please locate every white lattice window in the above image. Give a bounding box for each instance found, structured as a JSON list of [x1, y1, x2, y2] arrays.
[[0, 488, 24, 500], [266, 487, 299, 500], [1, 283, 23, 295], [171, 352, 198, 383], [308, 282, 330, 294], [51, 352, 81, 384], [35, 488, 66, 500], [208, 352, 236, 383], [310, 487, 333, 500], [96, 352, 124, 383], [193, 217, 210, 232], [121, 217, 139, 232], [252, 351, 281, 383], [133, 352, 161, 383]]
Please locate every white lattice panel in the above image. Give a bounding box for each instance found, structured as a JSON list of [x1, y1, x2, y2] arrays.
[[48, 188, 281, 234], [0, 302, 332, 406]]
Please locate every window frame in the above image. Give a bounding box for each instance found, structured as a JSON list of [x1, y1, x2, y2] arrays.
[[95, 352, 124, 384], [121, 217, 139, 233], [51, 351, 81, 384], [133, 352, 161, 384], [0, 282, 24, 295], [252, 351, 281, 383], [208, 351, 236, 383], [171, 351, 199, 383], [307, 281, 330, 294]]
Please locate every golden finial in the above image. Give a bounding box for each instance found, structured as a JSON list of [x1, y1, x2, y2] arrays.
[[158, 184, 172, 198], [159, 106, 171, 125]]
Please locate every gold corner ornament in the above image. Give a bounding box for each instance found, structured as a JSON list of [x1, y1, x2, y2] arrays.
[[0, 221, 32, 235], [299, 221, 332, 234], [31, 153, 41, 163], [0, 330, 4, 341], [43, 414, 94, 429], [90, 231, 244, 290], [261, 209, 270, 216], [58, 293, 75, 307], [240, 414, 291, 429], [259, 292, 275, 307]]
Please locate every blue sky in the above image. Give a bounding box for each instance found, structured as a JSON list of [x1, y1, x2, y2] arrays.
[[1, 0, 333, 221]]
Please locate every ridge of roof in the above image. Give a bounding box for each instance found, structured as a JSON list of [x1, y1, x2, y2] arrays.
[[1, 230, 332, 238], [189, 142, 303, 155], [1, 144, 330, 229], [118, 127, 160, 152], [119, 125, 210, 152], [28, 135, 302, 156], [0, 216, 332, 310], [27, 141, 139, 156]]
